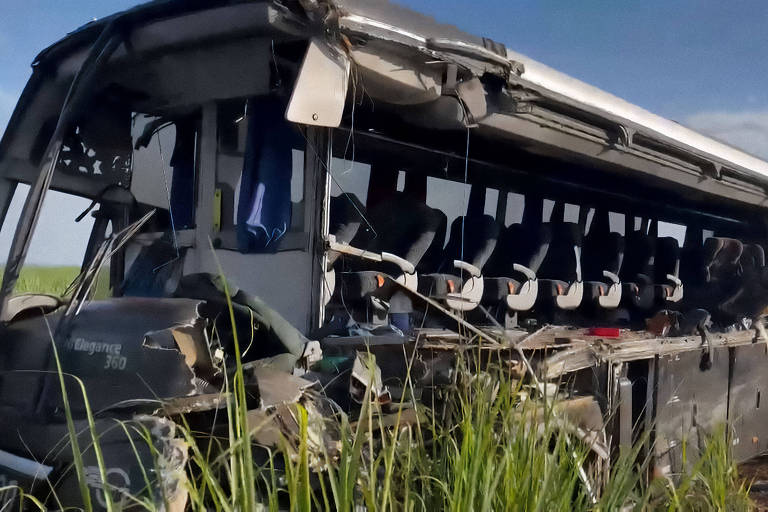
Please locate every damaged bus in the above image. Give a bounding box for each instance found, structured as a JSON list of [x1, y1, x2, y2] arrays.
[[2, 0, 768, 508]]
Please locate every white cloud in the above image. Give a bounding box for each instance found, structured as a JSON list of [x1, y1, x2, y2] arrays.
[[684, 110, 768, 160]]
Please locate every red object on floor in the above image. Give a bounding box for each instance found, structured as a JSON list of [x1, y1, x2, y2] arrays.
[[587, 327, 620, 338]]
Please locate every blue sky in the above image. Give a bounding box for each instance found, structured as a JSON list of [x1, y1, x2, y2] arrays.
[[1, 0, 767, 264]]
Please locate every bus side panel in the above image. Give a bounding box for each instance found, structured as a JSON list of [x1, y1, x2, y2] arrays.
[[654, 349, 729, 475], [729, 344, 768, 461]]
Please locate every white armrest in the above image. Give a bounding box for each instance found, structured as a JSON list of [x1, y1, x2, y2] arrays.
[[506, 279, 538, 311], [505, 264, 538, 311], [381, 252, 416, 275], [328, 235, 416, 275], [598, 271, 622, 309], [513, 263, 536, 281], [556, 281, 583, 310], [452, 259, 481, 278], [326, 236, 418, 291], [327, 236, 384, 262], [665, 274, 683, 302], [444, 260, 484, 311]]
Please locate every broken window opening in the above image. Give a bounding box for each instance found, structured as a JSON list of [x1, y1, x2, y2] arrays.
[[131, 113, 198, 231], [120, 111, 201, 298], [0, 184, 106, 298], [330, 157, 371, 205], [56, 92, 133, 189], [320, 125, 744, 336], [504, 192, 525, 226]]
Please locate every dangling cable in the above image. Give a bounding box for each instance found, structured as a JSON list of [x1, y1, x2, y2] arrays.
[[460, 125, 470, 265], [153, 131, 180, 272], [300, 127, 377, 238]]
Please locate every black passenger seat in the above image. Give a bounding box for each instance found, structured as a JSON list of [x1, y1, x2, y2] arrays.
[[620, 226, 656, 310], [720, 242, 768, 321], [328, 193, 367, 266], [678, 236, 743, 322], [536, 204, 584, 311], [334, 191, 446, 326], [582, 210, 624, 309], [418, 213, 500, 311], [483, 223, 551, 312], [654, 236, 683, 303]]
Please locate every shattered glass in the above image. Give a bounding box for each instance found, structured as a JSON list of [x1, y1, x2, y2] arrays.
[[57, 99, 133, 189]]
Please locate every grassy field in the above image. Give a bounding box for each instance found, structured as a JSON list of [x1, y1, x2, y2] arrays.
[[13, 265, 80, 295], [10, 265, 110, 298]]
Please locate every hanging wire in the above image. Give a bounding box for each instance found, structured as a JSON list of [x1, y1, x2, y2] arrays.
[[340, 74, 357, 176], [270, 39, 282, 89], [460, 120, 471, 265], [153, 129, 181, 272], [299, 127, 377, 238]]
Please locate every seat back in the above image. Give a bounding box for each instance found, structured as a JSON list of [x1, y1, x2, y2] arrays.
[[328, 193, 369, 268], [485, 223, 552, 277], [654, 236, 681, 282], [538, 221, 583, 282], [583, 210, 624, 280], [620, 230, 655, 282], [122, 237, 186, 297], [437, 214, 501, 272], [703, 237, 743, 283], [329, 193, 366, 246], [360, 192, 446, 269], [742, 243, 766, 271], [416, 210, 448, 273]]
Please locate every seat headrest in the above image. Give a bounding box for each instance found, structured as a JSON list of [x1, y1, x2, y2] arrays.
[[484, 223, 552, 276], [742, 244, 766, 269], [538, 221, 582, 281], [620, 231, 656, 278], [584, 231, 624, 278], [329, 193, 366, 245], [655, 236, 680, 279], [703, 237, 743, 282], [365, 192, 446, 266], [442, 214, 501, 270]]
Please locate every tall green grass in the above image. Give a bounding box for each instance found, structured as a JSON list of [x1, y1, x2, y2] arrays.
[[37, 267, 754, 511], [48, 346, 754, 511]]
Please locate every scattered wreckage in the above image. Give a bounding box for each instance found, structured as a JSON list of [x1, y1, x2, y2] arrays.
[[2, 0, 768, 508]]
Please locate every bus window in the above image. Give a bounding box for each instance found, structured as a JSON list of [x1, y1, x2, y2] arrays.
[[330, 157, 371, 203], [609, 212, 625, 234], [0, 185, 102, 297], [543, 199, 555, 222], [131, 115, 197, 230], [484, 188, 499, 217], [504, 192, 525, 226], [426, 176, 470, 229], [564, 203, 579, 223], [658, 221, 686, 246], [396, 170, 405, 192]]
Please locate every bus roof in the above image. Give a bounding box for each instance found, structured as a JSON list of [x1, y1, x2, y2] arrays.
[[9, 0, 768, 200]]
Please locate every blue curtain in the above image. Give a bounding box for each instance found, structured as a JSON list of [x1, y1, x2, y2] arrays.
[[236, 96, 301, 253], [169, 117, 196, 229]]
